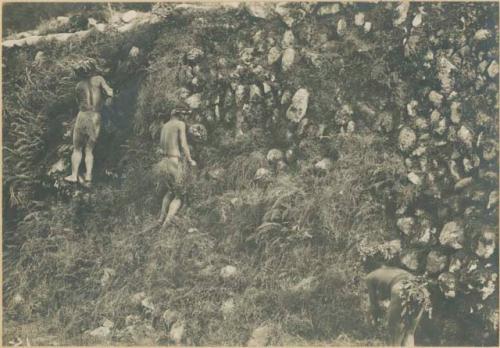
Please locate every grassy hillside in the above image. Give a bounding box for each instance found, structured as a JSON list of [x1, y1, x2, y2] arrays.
[[3, 2, 498, 346]]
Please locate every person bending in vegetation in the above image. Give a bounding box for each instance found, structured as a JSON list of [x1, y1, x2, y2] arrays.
[[65, 58, 114, 184], [153, 103, 197, 228], [365, 265, 430, 346]]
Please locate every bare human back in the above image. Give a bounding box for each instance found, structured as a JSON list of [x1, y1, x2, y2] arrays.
[[76, 75, 113, 113], [65, 59, 113, 184]]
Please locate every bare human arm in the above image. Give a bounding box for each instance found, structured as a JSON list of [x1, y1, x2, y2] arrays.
[[98, 75, 114, 97], [158, 124, 167, 155], [179, 122, 196, 166]]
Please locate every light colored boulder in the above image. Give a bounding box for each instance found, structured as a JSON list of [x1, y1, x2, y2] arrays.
[[254, 167, 272, 182], [185, 93, 202, 109], [354, 13, 365, 26], [397, 217, 415, 235], [282, 30, 295, 48], [122, 10, 138, 23], [457, 125, 473, 149], [286, 88, 309, 123], [317, 3, 340, 16], [398, 127, 417, 152], [475, 227, 497, 259], [426, 250, 448, 274], [281, 47, 296, 71], [428, 90, 443, 107], [487, 61, 499, 78], [337, 18, 347, 36], [267, 47, 281, 65], [438, 272, 457, 299], [267, 149, 284, 163], [439, 221, 464, 249]]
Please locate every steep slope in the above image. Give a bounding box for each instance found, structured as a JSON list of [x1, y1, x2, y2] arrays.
[[3, 2, 498, 346]]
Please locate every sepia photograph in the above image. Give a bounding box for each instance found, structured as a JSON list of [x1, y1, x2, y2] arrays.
[[2, 1, 499, 346]]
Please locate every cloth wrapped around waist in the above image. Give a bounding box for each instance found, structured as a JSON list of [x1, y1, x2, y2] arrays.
[[153, 157, 188, 195]]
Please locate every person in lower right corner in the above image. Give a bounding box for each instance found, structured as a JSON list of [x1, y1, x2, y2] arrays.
[[365, 265, 429, 346]]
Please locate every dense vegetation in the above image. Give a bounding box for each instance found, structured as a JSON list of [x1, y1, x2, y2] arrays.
[[3, 2, 498, 346]]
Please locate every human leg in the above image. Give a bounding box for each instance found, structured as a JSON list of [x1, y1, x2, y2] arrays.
[[65, 115, 85, 182], [159, 191, 172, 224], [387, 285, 406, 346], [163, 197, 182, 227], [83, 113, 101, 182], [65, 146, 83, 182]]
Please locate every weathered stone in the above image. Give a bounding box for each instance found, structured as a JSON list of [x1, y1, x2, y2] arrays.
[[462, 157, 473, 173], [267, 149, 284, 163], [482, 139, 497, 161], [398, 127, 417, 152], [457, 125, 474, 149], [439, 221, 464, 249], [315, 158, 333, 173], [415, 117, 429, 130], [400, 250, 420, 271], [450, 102, 461, 124], [129, 46, 140, 58], [95, 23, 107, 32], [487, 61, 499, 78], [245, 3, 274, 19], [188, 123, 207, 142], [286, 88, 309, 123], [267, 47, 281, 65], [317, 3, 340, 16], [346, 120, 355, 133], [407, 100, 418, 117], [412, 145, 426, 157], [412, 13, 422, 27], [397, 217, 415, 235], [354, 13, 365, 26], [364, 21, 372, 33], [407, 172, 422, 185], [430, 110, 441, 124], [184, 93, 202, 110], [487, 191, 498, 210], [254, 167, 272, 182], [281, 47, 296, 71], [428, 90, 443, 107], [122, 10, 138, 23], [282, 30, 295, 48], [473, 29, 491, 41], [247, 325, 273, 347], [454, 177, 473, 190], [336, 18, 347, 36], [438, 272, 457, 299], [426, 250, 448, 274], [285, 149, 296, 164], [475, 227, 497, 259], [448, 160, 461, 181], [393, 1, 410, 26]]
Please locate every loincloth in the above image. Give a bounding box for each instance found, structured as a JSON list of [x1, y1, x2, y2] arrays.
[[73, 111, 101, 147], [153, 157, 188, 197]]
